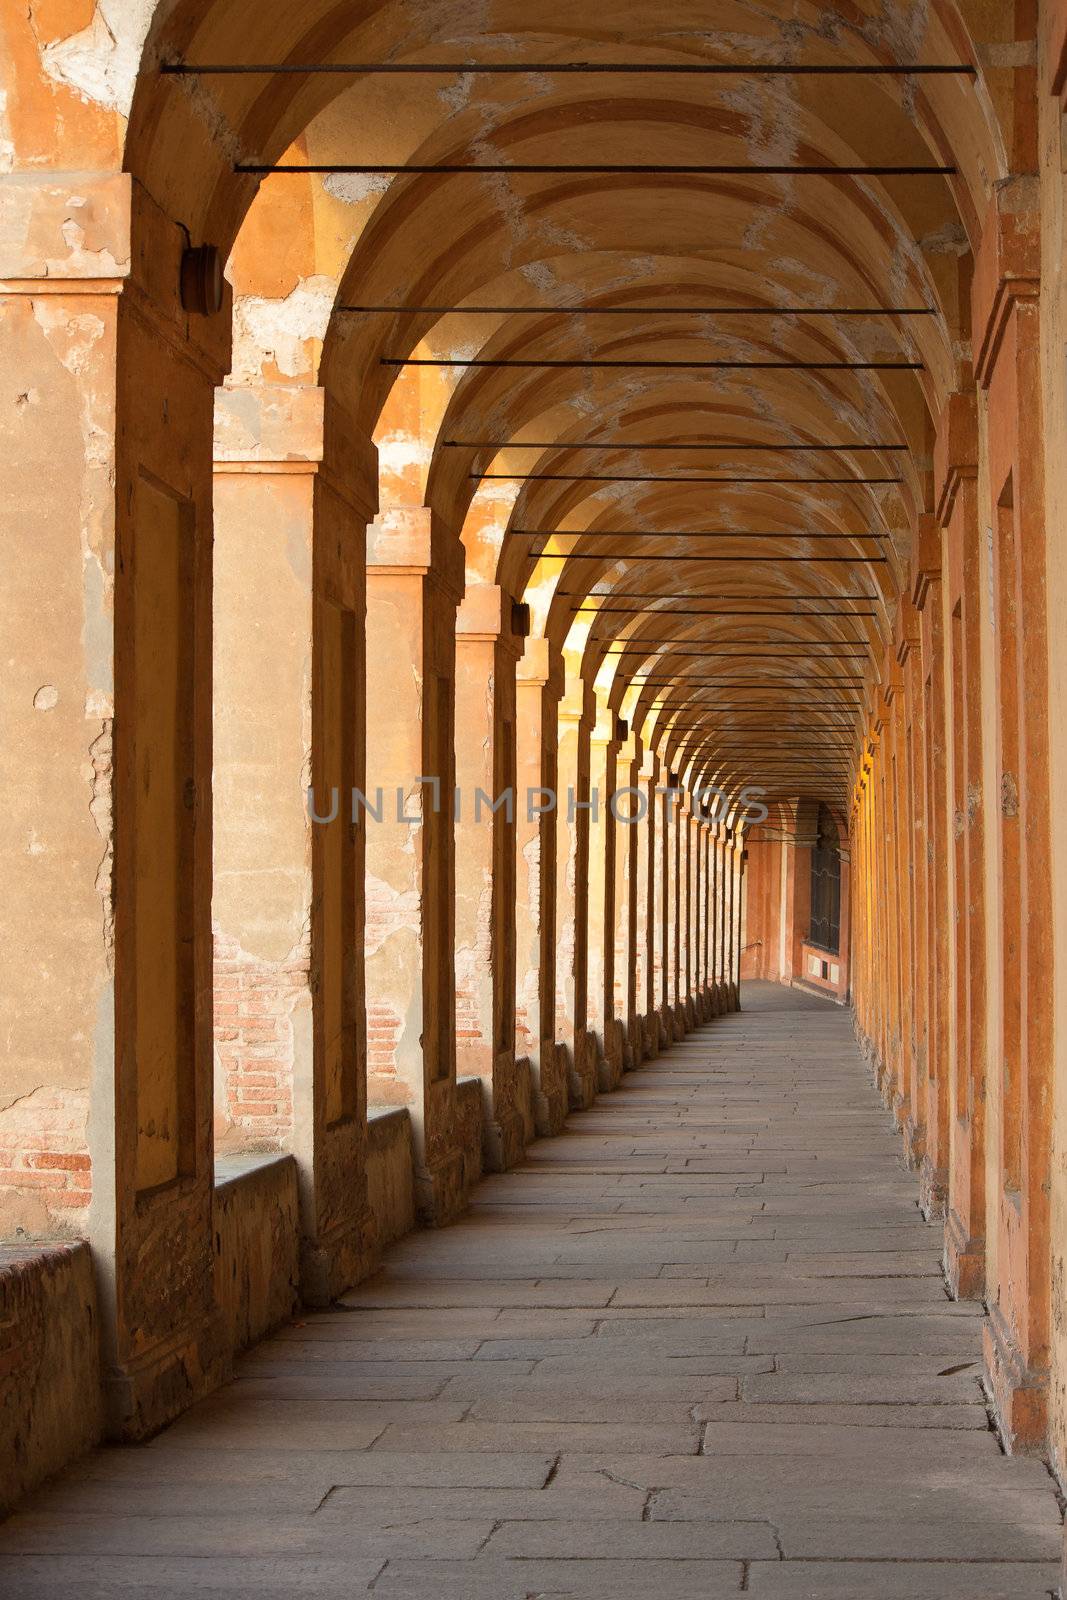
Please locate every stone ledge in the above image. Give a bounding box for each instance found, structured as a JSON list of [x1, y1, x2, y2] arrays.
[[367, 1106, 416, 1249], [0, 1238, 102, 1514], [212, 1151, 299, 1359]]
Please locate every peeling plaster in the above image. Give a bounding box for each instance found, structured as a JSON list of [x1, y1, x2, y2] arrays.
[[39, 0, 157, 119], [0, 89, 16, 173], [231, 277, 335, 383], [364, 872, 421, 958], [319, 174, 389, 213], [88, 720, 114, 975]]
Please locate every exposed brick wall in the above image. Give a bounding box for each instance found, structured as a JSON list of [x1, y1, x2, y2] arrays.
[[367, 1001, 406, 1105], [213, 929, 305, 1152], [455, 982, 481, 1044], [0, 1089, 90, 1237]]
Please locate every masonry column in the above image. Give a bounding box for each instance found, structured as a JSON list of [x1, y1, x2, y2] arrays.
[[454, 584, 529, 1170], [365, 508, 466, 1223], [586, 709, 623, 1089], [213, 382, 378, 1301], [972, 185, 1053, 1452], [700, 817, 714, 1016], [897, 597, 928, 1172], [611, 723, 639, 1069], [726, 827, 743, 1007], [653, 766, 672, 1044], [681, 790, 697, 1028], [555, 679, 596, 1106], [0, 174, 234, 1433], [914, 517, 950, 1217], [515, 640, 567, 1134], [632, 742, 657, 1058], [935, 390, 987, 1299]]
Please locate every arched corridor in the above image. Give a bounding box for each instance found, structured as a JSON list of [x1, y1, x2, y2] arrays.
[[4, 3, 1067, 1594]]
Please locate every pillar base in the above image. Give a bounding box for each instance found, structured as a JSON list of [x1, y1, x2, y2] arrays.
[[534, 1077, 569, 1136], [301, 1208, 379, 1308], [531, 1042, 569, 1135], [104, 1310, 229, 1442], [483, 1106, 529, 1173], [563, 1031, 597, 1109], [595, 1026, 625, 1093], [944, 1206, 985, 1300], [919, 1157, 948, 1220], [902, 1114, 925, 1171], [415, 1151, 468, 1229], [982, 1305, 1048, 1453]]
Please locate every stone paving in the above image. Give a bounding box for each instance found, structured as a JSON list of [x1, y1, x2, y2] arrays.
[[0, 983, 1061, 1597]]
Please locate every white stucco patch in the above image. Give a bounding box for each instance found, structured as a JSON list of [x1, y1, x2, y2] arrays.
[[323, 172, 392, 206], [231, 277, 336, 381], [40, 0, 158, 118]]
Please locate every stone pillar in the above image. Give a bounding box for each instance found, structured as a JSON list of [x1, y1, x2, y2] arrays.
[[896, 599, 927, 1172], [365, 508, 466, 1224], [726, 830, 743, 1007], [454, 584, 528, 1170], [632, 744, 657, 1058], [935, 391, 987, 1300], [700, 819, 714, 1015], [972, 188, 1053, 1453], [213, 383, 378, 1303], [0, 173, 231, 1435], [914, 517, 950, 1217], [555, 681, 596, 1107], [684, 797, 700, 1026], [586, 713, 623, 1089], [515, 640, 567, 1134], [613, 728, 640, 1068], [666, 780, 684, 1038]]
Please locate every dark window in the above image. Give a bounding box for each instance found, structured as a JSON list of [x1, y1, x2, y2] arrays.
[[809, 805, 841, 955]]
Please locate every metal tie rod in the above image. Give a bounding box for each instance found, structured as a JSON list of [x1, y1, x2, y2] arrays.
[[511, 537, 895, 544], [384, 357, 921, 370], [240, 161, 954, 175], [163, 62, 976, 77], [340, 306, 935, 317], [576, 606, 879, 615], [482, 472, 901, 483], [448, 439, 909, 449], [533, 554, 887, 563]]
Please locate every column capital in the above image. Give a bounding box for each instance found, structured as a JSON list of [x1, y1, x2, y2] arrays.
[[1, 171, 233, 383], [933, 391, 978, 527], [972, 178, 1040, 387], [517, 636, 565, 698], [367, 506, 465, 598], [456, 583, 524, 656], [911, 513, 942, 612], [214, 382, 324, 469], [213, 383, 378, 519]]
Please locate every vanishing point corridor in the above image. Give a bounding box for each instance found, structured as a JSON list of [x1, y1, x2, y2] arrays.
[[7, 6, 1067, 1596], [0, 985, 1059, 1597]]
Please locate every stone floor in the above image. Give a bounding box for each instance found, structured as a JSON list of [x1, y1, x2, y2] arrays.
[[1, 982, 1062, 1598]]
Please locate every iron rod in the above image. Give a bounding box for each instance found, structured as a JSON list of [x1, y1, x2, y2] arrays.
[[533, 554, 887, 563], [164, 63, 976, 77], [482, 472, 900, 483], [448, 438, 908, 449], [242, 162, 954, 176], [511, 537, 889, 544], [343, 304, 936, 317], [384, 357, 921, 370]]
